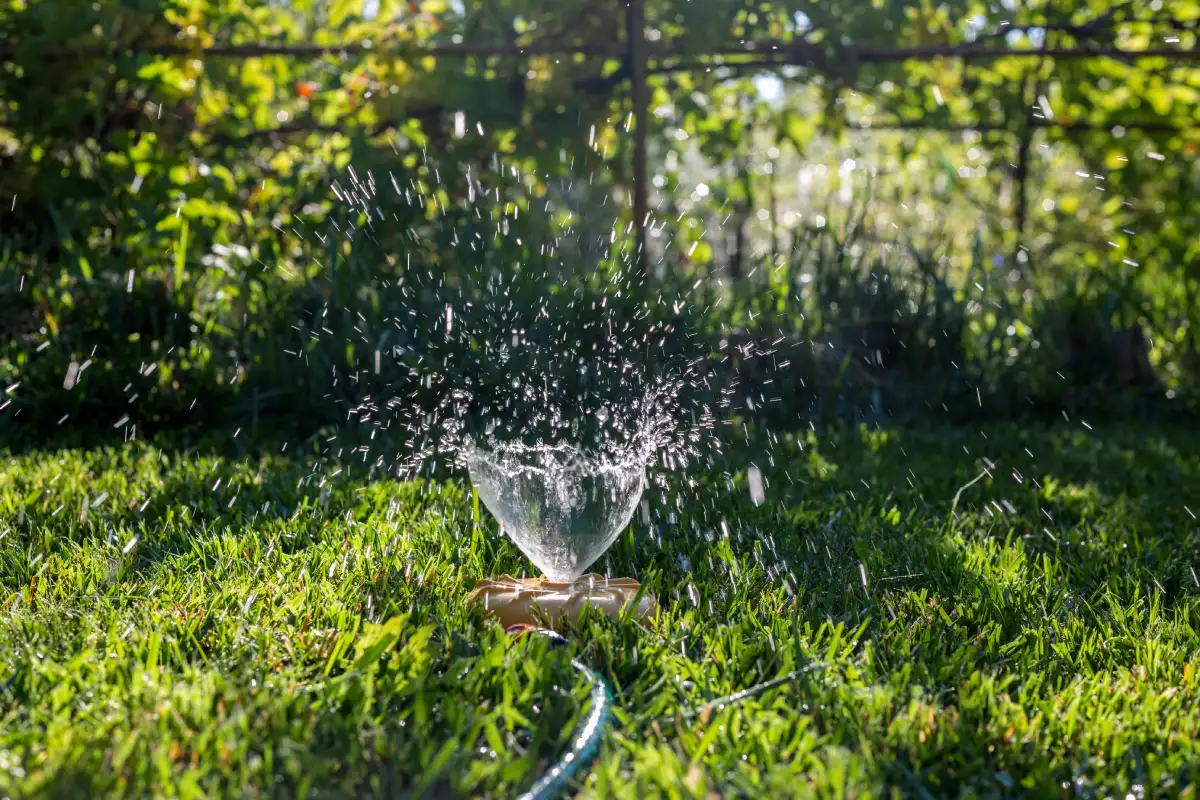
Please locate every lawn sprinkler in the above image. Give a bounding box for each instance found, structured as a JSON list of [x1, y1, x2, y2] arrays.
[[462, 438, 656, 799], [464, 440, 657, 628]]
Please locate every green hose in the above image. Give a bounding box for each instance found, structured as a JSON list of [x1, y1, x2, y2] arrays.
[[511, 628, 612, 800]]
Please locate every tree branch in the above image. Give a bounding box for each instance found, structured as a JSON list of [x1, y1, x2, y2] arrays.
[[0, 39, 625, 60], [851, 119, 1191, 133], [206, 106, 445, 146], [649, 41, 1198, 70]]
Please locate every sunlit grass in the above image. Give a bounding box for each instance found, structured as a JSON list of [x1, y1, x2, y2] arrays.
[[2, 421, 1199, 797]]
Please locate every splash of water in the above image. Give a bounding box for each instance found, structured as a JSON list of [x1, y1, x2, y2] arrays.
[[460, 384, 696, 580], [465, 440, 646, 582]]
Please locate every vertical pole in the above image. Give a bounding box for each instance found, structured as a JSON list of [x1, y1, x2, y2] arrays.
[[1012, 126, 1031, 280], [1012, 72, 1037, 283], [732, 152, 747, 280], [626, 0, 648, 276], [769, 163, 778, 267]]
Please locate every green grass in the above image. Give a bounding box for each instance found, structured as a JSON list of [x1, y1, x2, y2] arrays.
[[2, 421, 1199, 798]]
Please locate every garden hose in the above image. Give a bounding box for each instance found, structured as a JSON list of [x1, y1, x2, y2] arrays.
[[507, 625, 613, 800]]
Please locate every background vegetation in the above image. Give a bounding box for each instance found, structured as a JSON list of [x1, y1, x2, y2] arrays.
[[1, 0, 1197, 444]]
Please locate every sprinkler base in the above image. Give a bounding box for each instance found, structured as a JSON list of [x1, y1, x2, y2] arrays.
[[467, 574, 655, 629]]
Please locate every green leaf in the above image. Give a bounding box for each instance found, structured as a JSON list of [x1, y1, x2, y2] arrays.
[[353, 613, 410, 670]]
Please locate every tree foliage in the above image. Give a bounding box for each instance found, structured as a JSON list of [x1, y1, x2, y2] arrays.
[[0, 0, 1197, 438]]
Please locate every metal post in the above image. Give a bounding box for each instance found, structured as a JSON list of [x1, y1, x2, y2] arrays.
[[626, 0, 648, 276]]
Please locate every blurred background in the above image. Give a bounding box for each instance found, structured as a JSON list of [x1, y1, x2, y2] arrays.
[[1, 0, 1197, 445]]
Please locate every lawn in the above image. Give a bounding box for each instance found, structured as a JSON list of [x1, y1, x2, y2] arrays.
[[2, 421, 1199, 798]]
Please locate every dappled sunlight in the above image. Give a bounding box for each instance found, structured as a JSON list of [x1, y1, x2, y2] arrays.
[[2, 0, 1199, 795]]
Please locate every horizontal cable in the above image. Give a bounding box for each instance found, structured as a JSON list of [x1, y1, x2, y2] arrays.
[[0, 38, 1195, 63]]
